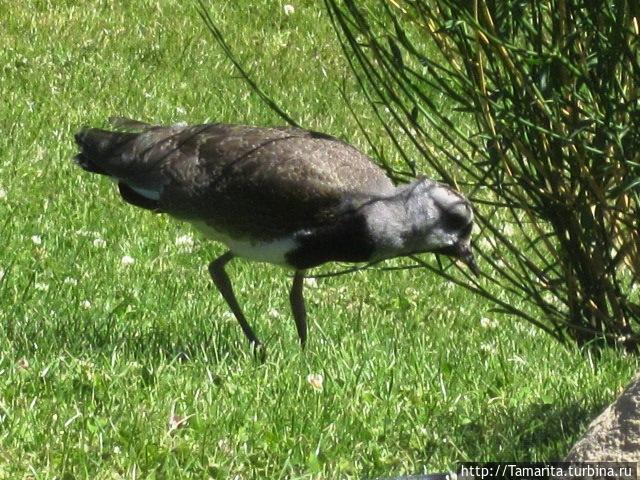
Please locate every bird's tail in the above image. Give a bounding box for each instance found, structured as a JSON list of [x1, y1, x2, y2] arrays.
[[73, 128, 138, 176], [73, 122, 165, 211]]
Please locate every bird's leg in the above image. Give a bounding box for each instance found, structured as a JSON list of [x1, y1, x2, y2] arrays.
[[208, 251, 261, 348], [289, 270, 307, 348]]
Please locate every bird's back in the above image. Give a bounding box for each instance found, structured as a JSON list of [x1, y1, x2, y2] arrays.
[[75, 122, 395, 240]]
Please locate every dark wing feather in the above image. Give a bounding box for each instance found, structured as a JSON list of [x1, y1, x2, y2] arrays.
[[160, 125, 395, 239], [77, 123, 395, 240]]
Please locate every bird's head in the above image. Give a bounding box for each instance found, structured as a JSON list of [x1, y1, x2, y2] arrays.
[[402, 178, 479, 275]]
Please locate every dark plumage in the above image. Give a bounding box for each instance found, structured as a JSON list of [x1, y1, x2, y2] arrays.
[[74, 119, 478, 349], [75, 122, 394, 239]]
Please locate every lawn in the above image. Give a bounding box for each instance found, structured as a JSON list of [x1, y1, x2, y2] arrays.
[[0, 1, 637, 478]]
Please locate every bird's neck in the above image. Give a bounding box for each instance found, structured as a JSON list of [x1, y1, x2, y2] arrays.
[[286, 181, 434, 269], [361, 183, 430, 260], [286, 184, 424, 269]]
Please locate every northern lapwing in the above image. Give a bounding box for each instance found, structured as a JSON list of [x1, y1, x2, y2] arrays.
[[74, 119, 478, 349]]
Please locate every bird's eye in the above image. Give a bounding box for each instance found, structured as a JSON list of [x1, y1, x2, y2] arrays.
[[442, 210, 469, 231]]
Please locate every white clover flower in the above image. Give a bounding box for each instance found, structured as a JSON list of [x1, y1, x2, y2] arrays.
[[304, 277, 318, 288], [175, 234, 194, 251], [306, 373, 324, 392], [167, 412, 191, 434], [268, 308, 282, 319], [34, 282, 49, 292], [121, 255, 135, 266], [283, 4, 295, 15], [93, 238, 107, 248], [502, 223, 515, 236], [217, 438, 232, 455], [480, 317, 499, 329], [63, 277, 78, 286], [176, 106, 186, 115], [479, 342, 496, 354], [80, 300, 92, 310], [0, 187, 7, 200], [31, 235, 42, 245], [509, 355, 527, 365]]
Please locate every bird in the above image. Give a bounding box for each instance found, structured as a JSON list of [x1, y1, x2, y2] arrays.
[[74, 118, 478, 350]]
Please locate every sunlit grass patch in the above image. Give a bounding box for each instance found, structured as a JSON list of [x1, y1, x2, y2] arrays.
[[0, 1, 637, 478]]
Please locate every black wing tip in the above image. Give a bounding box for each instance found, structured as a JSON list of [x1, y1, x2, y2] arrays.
[[74, 152, 105, 174], [73, 128, 108, 174], [73, 127, 106, 151], [74, 128, 89, 146]]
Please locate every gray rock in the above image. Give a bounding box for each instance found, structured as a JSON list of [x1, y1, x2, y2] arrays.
[[566, 373, 640, 461]]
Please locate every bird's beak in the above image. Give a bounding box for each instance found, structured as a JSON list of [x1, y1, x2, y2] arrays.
[[456, 241, 480, 276]]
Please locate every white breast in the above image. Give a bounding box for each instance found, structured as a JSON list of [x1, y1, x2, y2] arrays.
[[190, 221, 298, 267]]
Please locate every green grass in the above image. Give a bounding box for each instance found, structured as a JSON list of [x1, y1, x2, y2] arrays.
[[0, 1, 637, 478]]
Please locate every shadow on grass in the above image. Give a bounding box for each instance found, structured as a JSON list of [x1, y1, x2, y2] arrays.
[[457, 400, 604, 461], [6, 309, 256, 365]]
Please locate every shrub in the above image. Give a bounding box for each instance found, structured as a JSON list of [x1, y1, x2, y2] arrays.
[[202, 0, 640, 351]]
